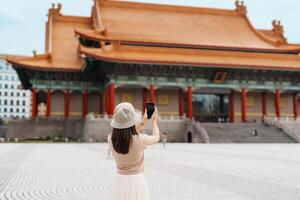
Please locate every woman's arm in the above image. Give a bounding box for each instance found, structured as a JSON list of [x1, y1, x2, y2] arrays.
[[143, 107, 160, 145], [135, 110, 148, 133]]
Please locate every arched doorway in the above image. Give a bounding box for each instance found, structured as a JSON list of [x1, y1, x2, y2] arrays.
[[187, 131, 192, 143]]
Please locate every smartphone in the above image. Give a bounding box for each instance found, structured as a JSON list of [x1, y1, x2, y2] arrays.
[[146, 103, 155, 119]]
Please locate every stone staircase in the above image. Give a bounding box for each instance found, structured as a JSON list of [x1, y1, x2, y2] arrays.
[[201, 123, 296, 143], [264, 117, 300, 142]]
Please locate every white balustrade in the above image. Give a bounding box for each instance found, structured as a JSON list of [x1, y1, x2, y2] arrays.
[[264, 116, 300, 143]]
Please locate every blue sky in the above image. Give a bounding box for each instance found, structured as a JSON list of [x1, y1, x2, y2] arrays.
[[0, 0, 300, 55]]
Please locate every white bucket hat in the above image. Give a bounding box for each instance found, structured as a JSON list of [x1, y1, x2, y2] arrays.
[[111, 102, 141, 129]]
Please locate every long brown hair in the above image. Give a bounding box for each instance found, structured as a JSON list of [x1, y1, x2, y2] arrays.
[[111, 125, 138, 154]]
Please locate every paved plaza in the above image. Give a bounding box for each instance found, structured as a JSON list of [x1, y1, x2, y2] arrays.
[[0, 143, 300, 200]]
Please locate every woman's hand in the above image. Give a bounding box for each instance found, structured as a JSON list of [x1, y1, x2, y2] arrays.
[[140, 109, 148, 126], [151, 107, 159, 123], [142, 109, 148, 121], [148, 107, 160, 144]]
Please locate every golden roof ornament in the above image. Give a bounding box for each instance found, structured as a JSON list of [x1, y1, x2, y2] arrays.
[[272, 20, 287, 44], [235, 1, 247, 15], [57, 3, 62, 11], [49, 3, 62, 18], [32, 50, 37, 57], [272, 20, 284, 36]]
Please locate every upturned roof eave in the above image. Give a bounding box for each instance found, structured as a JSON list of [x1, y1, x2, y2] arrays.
[[75, 29, 300, 54], [6, 54, 83, 72], [78, 44, 300, 72]]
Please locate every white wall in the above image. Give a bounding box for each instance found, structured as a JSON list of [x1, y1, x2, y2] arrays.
[[0, 60, 31, 119]]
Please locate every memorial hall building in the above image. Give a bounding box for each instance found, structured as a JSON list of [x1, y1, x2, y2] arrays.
[[6, 0, 300, 123]]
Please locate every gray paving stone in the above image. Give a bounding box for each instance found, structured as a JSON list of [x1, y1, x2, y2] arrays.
[[0, 143, 300, 200]]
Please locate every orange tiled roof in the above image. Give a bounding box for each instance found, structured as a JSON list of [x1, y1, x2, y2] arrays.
[[75, 0, 300, 53], [79, 44, 300, 71], [6, 1, 300, 72], [0, 54, 27, 60], [7, 4, 92, 72], [258, 30, 283, 43]]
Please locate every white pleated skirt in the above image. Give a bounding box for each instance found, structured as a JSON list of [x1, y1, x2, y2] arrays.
[[110, 173, 151, 200]]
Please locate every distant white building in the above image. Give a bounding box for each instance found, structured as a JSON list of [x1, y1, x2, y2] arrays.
[[0, 56, 31, 119]]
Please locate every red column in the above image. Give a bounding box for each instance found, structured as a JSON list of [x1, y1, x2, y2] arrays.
[[103, 89, 107, 114], [262, 92, 267, 118], [64, 90, 70, 119], [82, 90, 89, 118], [178, 89, 184, 116], [99, 92, 103, 115], [107, 83, 115, 116], [275, 89, 281, 118], [149, 85, 155, 103], [293, 93, 298, 119], [102, 91, 106, 114], [187, 86, 193, 121], [142, 88, 147, 111], [31, 88, 37, 120], [46, 89, 52, 118], [229, 90, 235, 123], [241, 88, 247, 123]]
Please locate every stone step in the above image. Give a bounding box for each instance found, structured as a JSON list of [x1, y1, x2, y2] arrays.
[[201, 123, 296, 143]]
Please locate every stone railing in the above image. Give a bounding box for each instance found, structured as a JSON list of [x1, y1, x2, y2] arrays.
[[194, 122, 210, 143], [84, 113, 189, 142], [4, 119, 84, 140], [186, 120, 210, 143], [264, 117, 300, 142], [89, 113, 187, 121]]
